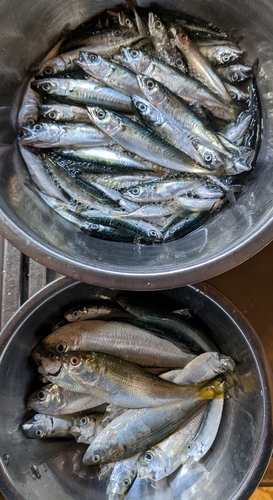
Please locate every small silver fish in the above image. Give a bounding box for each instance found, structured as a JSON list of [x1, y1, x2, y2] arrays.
[[31, 78, 133, 113]]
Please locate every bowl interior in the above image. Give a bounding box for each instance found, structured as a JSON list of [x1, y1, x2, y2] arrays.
[[0, 0, 273, 289], [0, 279, 272, 500]]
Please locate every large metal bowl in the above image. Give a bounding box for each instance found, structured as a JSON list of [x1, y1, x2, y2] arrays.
[[0, 0, 273, 289], [0, 278, 272, 500]]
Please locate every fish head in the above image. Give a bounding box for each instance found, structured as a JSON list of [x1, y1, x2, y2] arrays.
[[27, 383, 64, 413], [137, 448, 169, 480], [36, 56, 67, 77], [42, 327, 82, 354], [107, 462, 137, 496], [148, 12, 167, 40], [75, 51, 107, 78], [64, 305, 89, 322], [213, 354, 235, 373], [61, 351, 100, 384], [114, 47, 150, 73], [83, 439, 115, 465], [131, 95, 161, 125], [22, 414, 53, 438], [170, 47, 187, 72], [19, 121, 60, 146], [31, 78, 60, 96], [36, 350, 62, 377], [170, 25, 191, 50], [87, 106, 123, 137], [37, 104, 61, 121], [71, 415, 96, 442], [136, 75, 165, 106], [118, 11, 135, 30], [194, 183, 224, 199]]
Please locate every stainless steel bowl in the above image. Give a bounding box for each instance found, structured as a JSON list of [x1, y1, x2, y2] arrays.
[[0, 0, 273, 290], [0, 278, 272, 500]]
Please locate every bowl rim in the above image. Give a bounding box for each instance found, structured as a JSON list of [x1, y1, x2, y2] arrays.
[[1, 210, 273, 290], [0, 278, 272, 500]]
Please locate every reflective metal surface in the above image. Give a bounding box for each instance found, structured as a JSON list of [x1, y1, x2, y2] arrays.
[[0, 0, 273, 289], [0, 279, 272, 500]]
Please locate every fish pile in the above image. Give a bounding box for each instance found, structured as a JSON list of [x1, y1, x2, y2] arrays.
[[22, 292, 236, 499], [18, 3, 260, 244]]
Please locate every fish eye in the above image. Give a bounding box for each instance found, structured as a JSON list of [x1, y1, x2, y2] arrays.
[[122, 478, 131, 487], [72, 310, 80, 318], [89, 223, 100, 230], [34, 124, 43, 131], [44, 67, 53, 75], [222, 54, 231, 63], [219, 366, 227, 372], [55, 341, 67, 353], [26, 117, 35, 126], [89, 54, 98, 62], [97, 109, 106, 120], [187, 444, 192, 451], [231, 73, 239, 82], [149, 230, 158, 237], [204, 154, 212, 163], [175, 58, 183, 67], [130, 187, 140, 195], [80, 416, 89, 425], [48, 111, 57, 120], [37, 390, 46, 401], [125, 18, 132, 26], [230, 91, 237, 99], [70, 355, 81, 366], [41, 82, 52, 92], [130, 50, 138, 58], [48, 352, 57, 360], [92, 454, 101, 463], [147, 79, 155, 90], [155, 20, 162, 29], [144, 451, 154, 462], [138, 102, 147, 112], [35, 429, 44, 438], [115, 29, 122, 37]]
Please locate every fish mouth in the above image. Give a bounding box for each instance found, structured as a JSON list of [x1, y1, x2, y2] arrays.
[[37, 364, 62, 377]]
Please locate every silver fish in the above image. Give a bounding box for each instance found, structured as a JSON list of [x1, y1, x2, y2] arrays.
[[19, 122, 110, 148], [36, 27, 145, 76], [162, 211, 209, 242], [38, 350, 209, 408], [160, 352, 235, 385], [64, 303, 126, 322], [197, 42, 244, 65], [19, 147, 68, 201], [115, 48, 236, 120], [170, 25, 232, 102], [18, 78, 41, 126], [27, 382, 107, 414], [148, 12, 174, 63], [83, 379, 225, 465], [185, 398, 224, 463], [136, 75, 233, 158], [54, 147, 162, 174], [215, 64, 253, 83], [131, 95, 205, 165], [75, 52, 143, 97], [22, 414, 74, 439], [31, 78, 133, 113], [222, 111, 253, 146], [87, 106, 212, 175], [225, 83, 250, 103], [42, 319, 196, 368], [69, 413, 104, 444], [122, 178, 224, 203], [107, 454, 140, 499], [116, 295, 217, 353], [38, 104, 92, 123], [137, 404, 207, 480]]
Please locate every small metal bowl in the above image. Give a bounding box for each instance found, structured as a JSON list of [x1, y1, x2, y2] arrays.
[[0, 278, 272, 500], [0, 0, 273, 290]]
